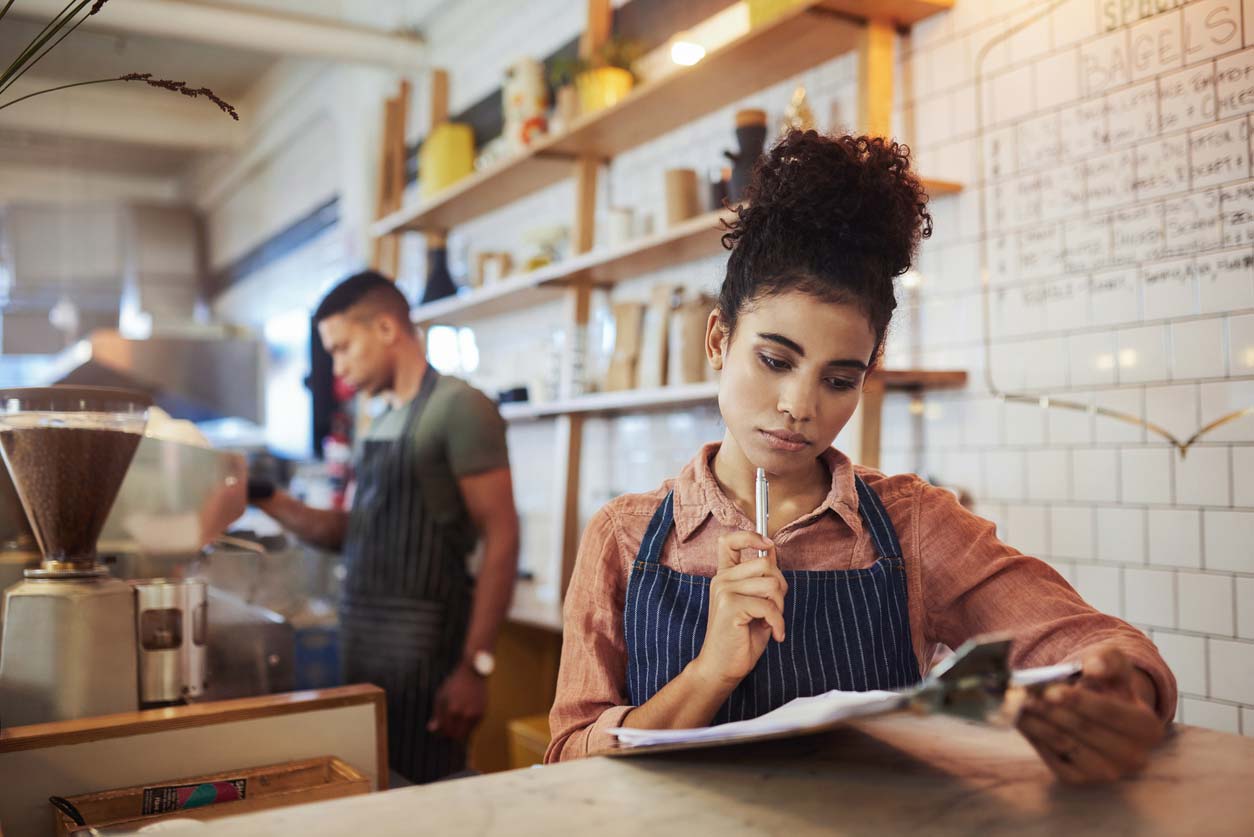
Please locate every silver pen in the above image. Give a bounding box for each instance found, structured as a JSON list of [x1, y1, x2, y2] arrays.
[[755, 467, 769, 558]]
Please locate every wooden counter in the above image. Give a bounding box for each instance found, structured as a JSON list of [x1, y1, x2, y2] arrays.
[[0, 685, 386, 837], [154, 712, 1254, 836]]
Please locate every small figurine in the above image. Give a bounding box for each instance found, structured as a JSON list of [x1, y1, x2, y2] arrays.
[[503, 57, 549, 153]]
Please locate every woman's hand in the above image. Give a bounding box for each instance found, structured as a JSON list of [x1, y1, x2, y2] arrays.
[[1016, 645, 1166, 783], [690, 531, 788, 689]]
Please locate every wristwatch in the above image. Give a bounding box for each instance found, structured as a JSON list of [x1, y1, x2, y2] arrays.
[[470, 650, 495, 677]]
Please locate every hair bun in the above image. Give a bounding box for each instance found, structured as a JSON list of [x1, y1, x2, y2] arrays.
[[722, 130, 931, 279]]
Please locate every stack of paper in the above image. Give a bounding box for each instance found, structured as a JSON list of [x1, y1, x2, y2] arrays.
[[607, 660, 1082, 749], [608, 689, 905, 748]]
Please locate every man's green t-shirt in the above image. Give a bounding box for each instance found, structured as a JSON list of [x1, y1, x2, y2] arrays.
[[358, 373, 509, 553]]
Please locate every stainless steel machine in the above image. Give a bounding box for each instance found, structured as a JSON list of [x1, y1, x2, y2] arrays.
[[0, 386, 152, 726], [0, 385, 295, 728]]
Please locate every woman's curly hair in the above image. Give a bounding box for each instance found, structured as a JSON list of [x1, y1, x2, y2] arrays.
[[718, 130, 932, 364]]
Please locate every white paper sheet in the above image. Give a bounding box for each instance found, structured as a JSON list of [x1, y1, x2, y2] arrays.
[[608, 689, 905, 748], [607, 662, 1081, 748]]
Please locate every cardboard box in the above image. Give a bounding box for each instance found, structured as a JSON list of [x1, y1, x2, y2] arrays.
[[638, 285, 680, 390], [55, 756, 368, 836], [603, 301, 646, 391], [668, 294, 715, 385]]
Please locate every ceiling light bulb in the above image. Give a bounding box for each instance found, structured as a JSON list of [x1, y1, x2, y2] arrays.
[[671, 39, 705, 66]]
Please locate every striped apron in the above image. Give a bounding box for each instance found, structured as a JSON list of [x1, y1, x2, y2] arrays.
[[340, 366, 473, 783], [624, 476, 919, 723]]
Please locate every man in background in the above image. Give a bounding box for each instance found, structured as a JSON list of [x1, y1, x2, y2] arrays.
[[253, 271, 519, 784]]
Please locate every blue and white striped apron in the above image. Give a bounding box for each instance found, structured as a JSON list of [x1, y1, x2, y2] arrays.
[[624, 475, 918, 723]]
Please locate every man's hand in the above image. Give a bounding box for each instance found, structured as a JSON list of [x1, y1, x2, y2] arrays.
[[428, 663, 488, 740], [1016, 645, 1166, 783]]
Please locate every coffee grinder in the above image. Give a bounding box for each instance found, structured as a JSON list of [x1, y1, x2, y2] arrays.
[[0, 386, 151, 727]]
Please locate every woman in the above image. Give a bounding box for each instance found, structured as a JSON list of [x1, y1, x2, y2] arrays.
[[546, 131, 1174, 783]]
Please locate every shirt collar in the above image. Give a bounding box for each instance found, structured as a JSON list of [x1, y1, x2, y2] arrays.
[[671, 442, 862, 543]]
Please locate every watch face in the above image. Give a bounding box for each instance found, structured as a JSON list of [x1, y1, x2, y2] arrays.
[[473, 650, 495, 676]]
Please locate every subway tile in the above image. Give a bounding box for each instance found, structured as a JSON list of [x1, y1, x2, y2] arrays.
[[1230, 314, 1254, 374], [1151, 631, 1206, 695], [1144, 384, 1200, 444], [1148, 508, 1203, 568], [1200, 380, 1254, 442], [1097, 506, 1147, 564], [1239, 577, 1254, 640], [1209, 638, 1254, 704], [1075, 563, 1122, 617], [1069, 332, 1118, 387], [1129, 8, 1184, 82], [1095, 387, 1145, 443], [1120, 447, 1174, 504], [1022, 337, 1069, 390], [1142, 257, 1198, 320], [1072, 447, 1120, 503], [1124, 568, 1177, 628], [963, 397, 1004, 447], [1171, 317, 1228, 380], [1026, 449, 1070, 501], [1048, 396, 1093, 445], [984, 449, 1026, 500], [1051, 506, 1094, 560], [1218, 49, 1254, 120], [1179, 571, 1235, 635], [1117, 325, 1170, 384], [1035, 47, 1081, 110], [1234, 447, 1254, 507], [1204, 510, 1254, 572], [1005, 400, 1046, 446], [1006, 504, 1049, 557], [1177, 446, 1231, 507], [1197, 249, 1254, 312], [1182, 697, 1241, 733], [1182, 0, 1245, 65]]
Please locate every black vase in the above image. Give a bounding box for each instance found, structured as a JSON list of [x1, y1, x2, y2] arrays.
[[726, 123, 767, 204], [420, 245, 457, 304]]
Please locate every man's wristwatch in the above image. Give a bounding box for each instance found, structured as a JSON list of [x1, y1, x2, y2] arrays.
[[469, 650, 495, 678]]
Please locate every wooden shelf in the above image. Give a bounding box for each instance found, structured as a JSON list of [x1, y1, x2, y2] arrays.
[[375, 0, 956, 237], [412, 208, 733, 326], [412, 186, 961, 327], [501, 370, 967, 422]]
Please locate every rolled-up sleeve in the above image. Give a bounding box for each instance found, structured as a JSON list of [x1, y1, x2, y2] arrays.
[[545, 505, 635, 762], [916, 482, 1178, 722]]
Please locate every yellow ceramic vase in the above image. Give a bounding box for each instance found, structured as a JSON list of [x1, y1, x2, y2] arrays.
[[575, 67, 634, 116], [419, 122, 475, 199]]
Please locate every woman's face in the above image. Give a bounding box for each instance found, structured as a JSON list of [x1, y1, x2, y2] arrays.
[[707, 289, 878, 477]]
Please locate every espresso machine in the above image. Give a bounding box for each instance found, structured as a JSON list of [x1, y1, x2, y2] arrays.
[[0, 387, 154, 726]]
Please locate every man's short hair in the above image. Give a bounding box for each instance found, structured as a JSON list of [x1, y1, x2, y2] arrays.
[[313, 270, 414, 333]]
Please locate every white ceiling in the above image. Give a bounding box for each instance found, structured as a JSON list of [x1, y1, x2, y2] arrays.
[[0, 1, 451, 181], [0, 14, 277, 98]]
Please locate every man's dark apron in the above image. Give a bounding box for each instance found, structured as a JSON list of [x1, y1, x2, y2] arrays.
[[340, 366, 473, 783]]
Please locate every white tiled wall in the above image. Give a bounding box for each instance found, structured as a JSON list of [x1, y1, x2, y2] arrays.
[[897, 0, 1254, 734], [407, 0, 1254, 734]]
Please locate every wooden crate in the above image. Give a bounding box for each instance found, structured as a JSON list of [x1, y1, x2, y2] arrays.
[[55, 755, 368, 836], [507, 714, 551, 770]]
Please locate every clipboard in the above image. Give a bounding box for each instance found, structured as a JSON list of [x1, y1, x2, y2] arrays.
[[606, 636, 1081, 758]]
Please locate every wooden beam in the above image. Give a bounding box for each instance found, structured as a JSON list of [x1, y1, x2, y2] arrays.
[[581, 0, 613, 60], [371, 80, 411, 276], [858, 18, 896, 138], [13, 0, 424, 69], [430, 69, 450, 128], [858, 377, 886, 469]]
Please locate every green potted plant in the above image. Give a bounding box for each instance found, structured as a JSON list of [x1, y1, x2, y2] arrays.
[[550, 37, 642, 119]]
